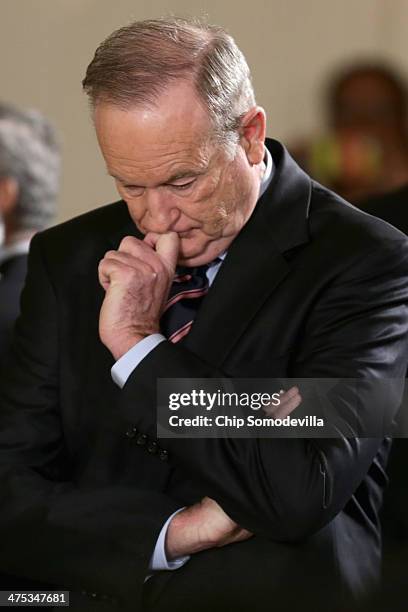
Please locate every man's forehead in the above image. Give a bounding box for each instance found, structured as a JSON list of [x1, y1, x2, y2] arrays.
[[95, 81, 212, 135], [102, 129, 212, 179], [96, 107, 214, 152]]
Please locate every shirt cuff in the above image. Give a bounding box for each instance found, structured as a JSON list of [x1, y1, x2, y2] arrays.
[[111, 333, 166, 388], [149, 508, 190, 571]]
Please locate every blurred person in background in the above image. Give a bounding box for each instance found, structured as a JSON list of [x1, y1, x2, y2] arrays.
[[292, 62, 408, 204], [0, 103, 60, 368]]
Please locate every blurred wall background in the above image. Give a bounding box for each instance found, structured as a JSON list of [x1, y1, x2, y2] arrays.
[[1, 0, 408, 223]]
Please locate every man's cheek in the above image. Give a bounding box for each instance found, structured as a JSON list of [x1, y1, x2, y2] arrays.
[[205, 212, 229, 235], [194, 176, 219, 202], [126, 201, 146, 225]]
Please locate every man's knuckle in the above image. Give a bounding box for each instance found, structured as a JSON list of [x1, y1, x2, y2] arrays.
[[120, 236, 137, 251]]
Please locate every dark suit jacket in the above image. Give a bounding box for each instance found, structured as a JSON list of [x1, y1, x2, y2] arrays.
[[364, 188, 408, 591], [1, 140, 408, 612], [0, 253, 27, 369]]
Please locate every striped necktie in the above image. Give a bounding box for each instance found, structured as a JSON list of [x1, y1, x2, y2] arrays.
[[160, 265, 210, 343]]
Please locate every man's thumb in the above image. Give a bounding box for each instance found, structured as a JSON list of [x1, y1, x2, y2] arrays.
[[155, 232, 180, 273]]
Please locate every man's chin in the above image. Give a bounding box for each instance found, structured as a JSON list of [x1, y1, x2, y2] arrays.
[[177, 242, 211, 267], [178, 241, 223, 267], [177, 252, 206, 267]]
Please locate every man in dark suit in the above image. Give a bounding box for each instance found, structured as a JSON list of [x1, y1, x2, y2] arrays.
[[0, 103, 59, 368], [1, 17, 408, 612]]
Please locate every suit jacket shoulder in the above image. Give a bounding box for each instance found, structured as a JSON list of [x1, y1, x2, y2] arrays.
[[308, 181, 408, 256], [32, 200, 135, 284]]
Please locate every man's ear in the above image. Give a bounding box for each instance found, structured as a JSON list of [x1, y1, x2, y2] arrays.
[[0, 177, 19, 216], [239, 107, 266, 165]]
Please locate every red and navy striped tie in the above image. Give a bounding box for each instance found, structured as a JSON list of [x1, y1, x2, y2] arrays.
[[160, 265, 210, 343]]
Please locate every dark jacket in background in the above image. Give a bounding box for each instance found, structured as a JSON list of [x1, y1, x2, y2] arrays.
[[363, 185, 408, 234], [0, 253, 27, 369]]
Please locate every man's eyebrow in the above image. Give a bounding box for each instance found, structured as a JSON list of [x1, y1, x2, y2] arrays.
[[165, 169, 205, 183], [107, 172, 124, 182], [108, 168, 206, 185], [108, 172, 134, 184]]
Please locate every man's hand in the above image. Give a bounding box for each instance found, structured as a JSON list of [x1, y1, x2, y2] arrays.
[[263, 386, 302, 419], [165, 496, 252, 560], [165, 390, 302, 560], [98, 232, 179, 360]]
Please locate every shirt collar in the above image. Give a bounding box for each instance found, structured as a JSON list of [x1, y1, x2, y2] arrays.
[[259, 147, 274, 198]]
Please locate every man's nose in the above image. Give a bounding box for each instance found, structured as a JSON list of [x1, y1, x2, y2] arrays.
[[145, 189, 180, 231]]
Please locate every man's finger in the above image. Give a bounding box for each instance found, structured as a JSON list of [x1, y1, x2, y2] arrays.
[[271, 393, 302, 419], [118, 235, 146, 255], [143, 232, 161, 248], [155, 232, 180, 274], [118, 234, 177, 281], [279, 386, 299, 401], [219, 528, 253, 547], [263, 386, 302, 419], [98, 256, 153, 291], [263, 386, 299, 411]]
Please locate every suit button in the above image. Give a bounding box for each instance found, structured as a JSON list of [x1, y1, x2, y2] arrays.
[[136, 433, 148, 446], [147, 441, 158, 454], [125, 426, 138, 439], [159, 449, 169, 461]]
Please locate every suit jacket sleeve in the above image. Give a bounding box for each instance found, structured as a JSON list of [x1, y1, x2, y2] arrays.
[[0, 235, 181, 606], [117, 236, 408, 540]]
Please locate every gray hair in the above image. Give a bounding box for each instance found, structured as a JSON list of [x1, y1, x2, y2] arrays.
[[82, 17, 256, 148], [0, 103, 60, 231]]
